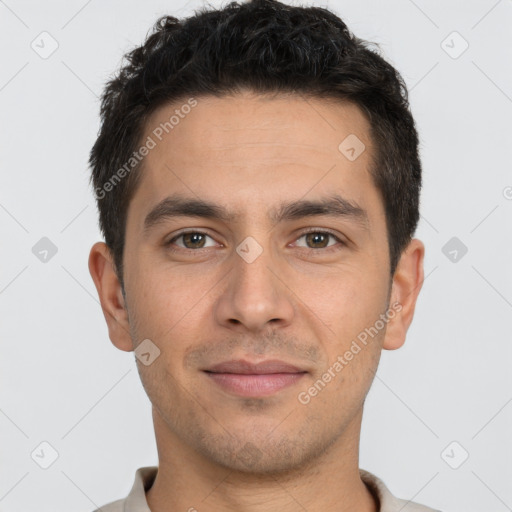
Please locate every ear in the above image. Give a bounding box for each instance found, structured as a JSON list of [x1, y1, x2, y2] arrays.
[[382, 238, 425, 351], [88, 241, 133, 352]]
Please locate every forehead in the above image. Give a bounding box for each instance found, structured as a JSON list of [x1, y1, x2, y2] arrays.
[[128, 92, 382, 227], [144, 92, 373, 163]]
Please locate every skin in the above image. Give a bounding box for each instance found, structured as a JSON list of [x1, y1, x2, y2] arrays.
[[89, 90, 424, 512]]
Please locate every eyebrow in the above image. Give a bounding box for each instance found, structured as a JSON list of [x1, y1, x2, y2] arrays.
[[143, 193, 369, 233]]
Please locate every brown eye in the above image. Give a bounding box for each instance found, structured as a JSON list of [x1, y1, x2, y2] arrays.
[[304, 232, 330, 249], [181, 232, 207, 249], [295, 231, 342, 250], [167, 231, 216, 250]]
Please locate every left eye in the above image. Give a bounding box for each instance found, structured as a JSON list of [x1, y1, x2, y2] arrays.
[[294, 231, 342, 249]]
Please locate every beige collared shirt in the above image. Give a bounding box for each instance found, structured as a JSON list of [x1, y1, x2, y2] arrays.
[[93, 466, 440, 512]]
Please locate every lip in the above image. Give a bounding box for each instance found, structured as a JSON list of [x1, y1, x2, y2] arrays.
[[206, 359, 304, 374], [204, 359, 307, 397]]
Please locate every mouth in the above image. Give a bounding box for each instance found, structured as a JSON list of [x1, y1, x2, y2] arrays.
[[203, 359, 307, 398]]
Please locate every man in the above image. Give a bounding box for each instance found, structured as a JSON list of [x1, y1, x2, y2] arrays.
[[88, 0, 439, 510]]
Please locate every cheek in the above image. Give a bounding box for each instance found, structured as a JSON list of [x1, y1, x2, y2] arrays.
[[300, 269, 386, 333], [127, 260, 209, 334], [308, 271, 389, 386]]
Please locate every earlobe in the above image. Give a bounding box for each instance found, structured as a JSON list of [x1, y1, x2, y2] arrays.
[[88, 241, 134, 352], [382, 238, 425, 351]]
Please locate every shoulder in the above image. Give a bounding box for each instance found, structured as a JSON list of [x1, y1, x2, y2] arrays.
[[91, 497, 125, 512], [360, 469, 441, 512], [90, 466, 157, 512]]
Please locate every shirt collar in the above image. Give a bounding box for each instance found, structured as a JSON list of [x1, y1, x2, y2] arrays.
[[121, 466, 435, 512], [123, 466, 156, 512]]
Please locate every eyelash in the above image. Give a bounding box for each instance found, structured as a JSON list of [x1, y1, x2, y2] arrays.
[[165, 228, 345, 254]]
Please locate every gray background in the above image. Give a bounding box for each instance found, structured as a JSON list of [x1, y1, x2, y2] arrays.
[[1, 0, 511, 510]]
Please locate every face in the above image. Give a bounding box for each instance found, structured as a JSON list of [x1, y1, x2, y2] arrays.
[[90, 90, 424, 475]]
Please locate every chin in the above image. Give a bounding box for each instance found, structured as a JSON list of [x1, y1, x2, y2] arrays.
[[196, 428, 327, 476]]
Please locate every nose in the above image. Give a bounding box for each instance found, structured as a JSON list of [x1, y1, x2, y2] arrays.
[[213, 243, 295, 333]]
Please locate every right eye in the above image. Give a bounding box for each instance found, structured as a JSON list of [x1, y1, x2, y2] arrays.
[[165, 231, 219, 251]]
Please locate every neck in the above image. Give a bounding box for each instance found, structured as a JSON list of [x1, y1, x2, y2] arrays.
[[146, 408, 378, 512]]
